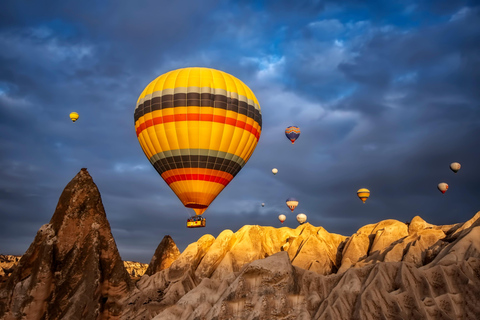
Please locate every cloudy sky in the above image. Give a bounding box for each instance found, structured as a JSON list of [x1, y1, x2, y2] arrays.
[[1, 0, 479, 263]]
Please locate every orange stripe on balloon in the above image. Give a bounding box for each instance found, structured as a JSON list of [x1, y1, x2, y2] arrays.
[[161, 168, 234, 181], [136, 113, 260, 140], [164, 174, 232, 186]]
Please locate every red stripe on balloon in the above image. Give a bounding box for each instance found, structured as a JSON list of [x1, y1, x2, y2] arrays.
[[136, 113, 260, 140], [164, 174, 232, 186]]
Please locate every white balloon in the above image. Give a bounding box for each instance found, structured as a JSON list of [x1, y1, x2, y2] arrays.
[[450, 162, 461, 173], [296, 213, 307, 224], [437, 182, 448, 194]]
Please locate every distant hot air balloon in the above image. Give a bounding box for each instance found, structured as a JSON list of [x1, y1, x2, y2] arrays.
[[296, 213, 307, 225], [262, 203, 265, 207], [272, 168, 278, 175], [70, 112, 79, 123], [278, 214, 286, 224], [134, 67, 262, 222], [357, 188, 370, 203], [450, 162, 461, 173], [438, 183, 448, 194], [286, 197, 299, 212], [285, 126, 300, 144]]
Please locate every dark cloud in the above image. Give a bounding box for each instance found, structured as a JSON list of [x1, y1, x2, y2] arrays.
[[1, 1, 479, 263]]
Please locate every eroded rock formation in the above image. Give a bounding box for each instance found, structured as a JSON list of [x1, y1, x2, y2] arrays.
[[0, 168, 132, 320], [0, 256, 20, 283], [145, 235, 180, 276], [141, 212, 480, 320], [123, 261, 148, 278]]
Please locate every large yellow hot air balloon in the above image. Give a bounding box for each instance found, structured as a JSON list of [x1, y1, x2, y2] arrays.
[[357, 188, 370, 203], [70, 112, 79, 122], [134, 67, 262, 217]]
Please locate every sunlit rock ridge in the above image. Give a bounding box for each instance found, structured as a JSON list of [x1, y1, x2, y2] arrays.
[[1, 169, 479, 319]]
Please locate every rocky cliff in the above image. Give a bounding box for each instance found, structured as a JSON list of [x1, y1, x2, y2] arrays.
[[120, 213, 480, 319], [148, 213, 480, 319], [145, 235, 180, 277], [0, 256, 20, 282], [1, 168, 479, 319], [123, 261, 148, 278], [2, 257, 149, 281], [0, 168, 132, 320]]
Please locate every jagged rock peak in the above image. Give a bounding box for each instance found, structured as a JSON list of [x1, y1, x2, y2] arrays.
[[0, 168, 132, 320], [145, 235, 180, 276], [50, 167, 105, 232]]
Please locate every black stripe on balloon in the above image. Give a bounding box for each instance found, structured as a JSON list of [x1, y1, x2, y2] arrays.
[[134, 93, 262, 129], [152, 155, 243, 177]]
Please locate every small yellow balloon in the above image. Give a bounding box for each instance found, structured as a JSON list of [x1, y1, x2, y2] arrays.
[[70, 112, 79, 123], [357, 188, 370, 203]]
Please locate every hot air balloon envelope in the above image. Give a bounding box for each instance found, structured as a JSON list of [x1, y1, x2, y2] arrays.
[[134, 67, 262, 216], [357, 188, 370, 203], [70, 112, 79, 122], [285, 126, 300, 144], [450, 162, 461, 173], [272, 168, 278, 175], [438, 183, 448, 194], [286, 197, 299, 212], [278, 214, 286, 224], [297, 213, 307, 224]]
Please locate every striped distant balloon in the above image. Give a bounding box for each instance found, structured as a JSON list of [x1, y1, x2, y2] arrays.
[[286, 197, 299, 212], [134, 67, 262, 215], [357, 188, 370, 203], [285, 126, 300, 144], [70, 112, 79, 123]]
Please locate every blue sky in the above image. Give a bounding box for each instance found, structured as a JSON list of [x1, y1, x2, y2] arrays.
[[1, 0, 479, 263]]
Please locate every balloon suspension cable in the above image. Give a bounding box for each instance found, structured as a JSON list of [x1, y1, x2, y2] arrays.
[[184, 206, 192, 218]]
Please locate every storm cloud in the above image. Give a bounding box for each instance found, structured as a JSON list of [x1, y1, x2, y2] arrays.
[[1, 0, 479, 263]]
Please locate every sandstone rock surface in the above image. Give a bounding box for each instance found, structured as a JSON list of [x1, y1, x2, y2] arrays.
[[145, 235, 180, 276], [123, 261, 148, 278], [0, 168, 132, 320], [151, 214, 480, 320], [0, 256, 20, 280]]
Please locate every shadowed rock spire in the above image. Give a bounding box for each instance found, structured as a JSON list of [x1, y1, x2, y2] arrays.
[[0, 168, 132, 320], [145, 235, 180, 276]]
